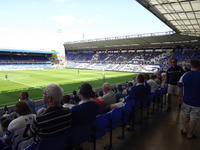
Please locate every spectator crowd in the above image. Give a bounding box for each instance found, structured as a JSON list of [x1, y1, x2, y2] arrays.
[[0, 58, 200, 150]]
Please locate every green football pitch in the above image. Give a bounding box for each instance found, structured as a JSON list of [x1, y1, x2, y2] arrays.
[[0, 69, 137, 107]]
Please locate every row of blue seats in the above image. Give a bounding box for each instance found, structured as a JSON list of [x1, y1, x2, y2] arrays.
[[23, 87, 168, 150]]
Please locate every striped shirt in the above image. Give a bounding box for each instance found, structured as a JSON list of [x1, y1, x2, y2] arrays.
[[32, 106, 71, 139]]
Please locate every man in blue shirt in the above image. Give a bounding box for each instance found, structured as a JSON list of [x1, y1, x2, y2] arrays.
[[178, 59, 200, 139]]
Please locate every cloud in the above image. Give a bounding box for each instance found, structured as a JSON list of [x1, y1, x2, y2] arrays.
[[0, 27, 88, 55], [96, 14, 104, 19], [75, 19, 94, 25], [51, 14, 94, 25], [54, 0, 67, 3], [51, 15, 74, 25]]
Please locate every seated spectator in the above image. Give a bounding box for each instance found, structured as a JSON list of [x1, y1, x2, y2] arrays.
[[73, 95, 81, 104], [19, 91, 36, 114], [115, 84, 125, 102], [0, 102, 36, 150], [183, 64, 190, 73], [92, 91, 104, 111], [62, 95, 74, 109], [123, 82, 133, 96], [30, 84, 72, 139], [0, 117, 12, 136], [70, 83, 99, 126], [98, 90, 104, 99], [111, 74, 148, 110], [100, 83, 116, 109], [9, 112, 18, 120], [70, 83, 99, 148], [132, 77, 136, 86], [110, 98, 125, 110], [71, 90, 81, 104]]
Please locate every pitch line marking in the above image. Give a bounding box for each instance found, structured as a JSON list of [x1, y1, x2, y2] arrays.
[[7, 79, 43, 90]]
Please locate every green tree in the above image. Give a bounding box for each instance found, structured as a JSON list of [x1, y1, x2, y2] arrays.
[[51, 50, 58, 60]]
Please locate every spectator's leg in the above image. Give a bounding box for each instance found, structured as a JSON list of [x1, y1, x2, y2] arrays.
[[187, 108, 199, 138], [167, 94, 172, 111], [187, 121, 197, 138], [182, 115, 189, 133]]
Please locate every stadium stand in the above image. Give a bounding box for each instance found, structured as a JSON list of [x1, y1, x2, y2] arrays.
[[65, 49, 200, 73], [0, 49, 56, 70], [1, 0, 200, 149]]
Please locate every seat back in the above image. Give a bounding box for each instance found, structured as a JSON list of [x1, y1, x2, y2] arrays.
[[92, 113, 109, 139], [22, 143, 35, 150], [70, 123, 93, 147], [36, 133, 69, 150], [110, 107, 123, 129]]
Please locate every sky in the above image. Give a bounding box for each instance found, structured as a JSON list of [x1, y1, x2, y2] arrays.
[[0, 0, 172, 55]]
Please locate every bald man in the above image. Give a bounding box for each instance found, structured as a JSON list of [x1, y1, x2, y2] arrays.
[[100, 83, 116, 108]]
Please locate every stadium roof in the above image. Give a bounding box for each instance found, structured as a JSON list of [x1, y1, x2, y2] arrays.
[[0, 49, 58, 54], [137, 0, 200, 37], [64, 32, 200, 51]]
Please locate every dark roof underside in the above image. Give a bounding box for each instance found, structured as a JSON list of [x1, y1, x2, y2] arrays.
[[0, 49, 57, 54], [137, 0, 200, 37]]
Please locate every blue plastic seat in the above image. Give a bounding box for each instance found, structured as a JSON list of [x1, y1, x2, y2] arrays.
[[36, 133, 69, 150], [104, 107, 123, 150], [70, 123, 93, 149], [22, 143, 35, 150], [110, 107, 123, 129], [91, 113, 110, 150]]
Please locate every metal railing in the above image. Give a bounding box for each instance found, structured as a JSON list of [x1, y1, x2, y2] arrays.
[[64, 31, 175, 45]]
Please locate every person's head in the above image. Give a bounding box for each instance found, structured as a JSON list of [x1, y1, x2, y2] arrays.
[[136, 74, 145, 84], [151, 74, 157, 80], [73, 95, 81, 104], [161, 72, 166, 80], [42, 84, 63, 107], [0, 117, 12, 132], [62, 95, 71, 104], [102, 82, 111, 93], [154, 71, 161, 78], [127, 82, 133, 88], [16, 101, 31, 116], [78, 83, 93, 100], [171, 58, 178, 67], [183, 64, 190, 72], [3, 105, 9, 114], [117, 84, 123, 92], [190, 59, 200, 70], [19, 91, 29, 101], [98, 90, 103, 97], [9, 112, 18, 120], [143, 73, 150, 81], [72, 90, 77, 96]]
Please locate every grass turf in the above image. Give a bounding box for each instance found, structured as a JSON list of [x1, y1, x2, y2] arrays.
[[0, 69, 137, 107]]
